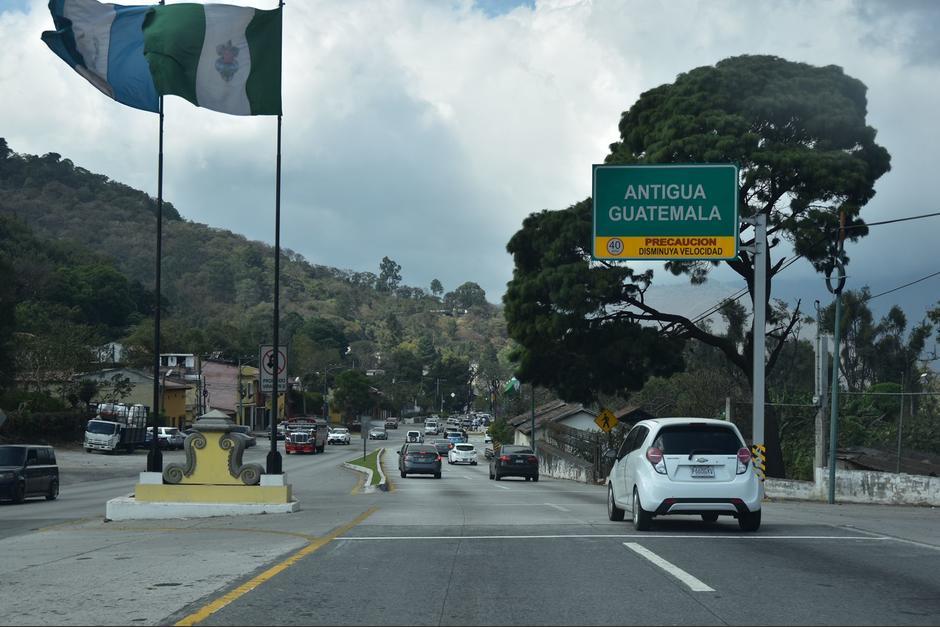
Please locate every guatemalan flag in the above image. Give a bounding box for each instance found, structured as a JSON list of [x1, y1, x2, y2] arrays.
[[42, 0, 160, 113], [42, 0, 282, 116]]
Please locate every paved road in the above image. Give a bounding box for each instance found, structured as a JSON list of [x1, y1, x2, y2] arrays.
[[1, 426, 938, 626]]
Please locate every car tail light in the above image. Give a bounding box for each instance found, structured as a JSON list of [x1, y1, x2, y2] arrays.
[[436, 455, 442, 462], [449, 443, 454, 449], [645, 447, 666, 474], [527, 456, 537, 464], [736, 447, 751, 474], [499, 455, 510, 463]]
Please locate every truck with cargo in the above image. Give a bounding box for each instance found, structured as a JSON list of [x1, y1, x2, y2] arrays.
[[84, 402, 149, 453]]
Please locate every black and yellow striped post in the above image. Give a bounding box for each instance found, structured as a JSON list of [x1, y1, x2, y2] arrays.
[[751, 444, 767, 481]]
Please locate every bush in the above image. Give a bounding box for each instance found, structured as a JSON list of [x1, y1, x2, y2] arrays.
[[0, 410, 88, 444]]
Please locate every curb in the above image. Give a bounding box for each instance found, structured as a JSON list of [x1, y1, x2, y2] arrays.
[[342, 448, 390, 494]]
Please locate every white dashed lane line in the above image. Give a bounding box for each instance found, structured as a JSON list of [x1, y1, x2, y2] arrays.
[[623, 542, 714, 592], [544, 503, 570, 512]]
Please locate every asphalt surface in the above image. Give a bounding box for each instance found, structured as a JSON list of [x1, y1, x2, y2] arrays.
[[1, 425, 938, 626]]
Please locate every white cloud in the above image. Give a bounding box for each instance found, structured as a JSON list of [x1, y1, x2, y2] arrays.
[[2, 0, 939, 310]]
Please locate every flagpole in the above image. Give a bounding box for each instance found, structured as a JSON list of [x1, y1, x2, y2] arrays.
[[266, 0, 285, 475], [147, 92, 164, 473]]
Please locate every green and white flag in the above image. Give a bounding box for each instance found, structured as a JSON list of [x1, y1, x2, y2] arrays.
[[503, 376, 521, 396], [142, 3, 281, 116]]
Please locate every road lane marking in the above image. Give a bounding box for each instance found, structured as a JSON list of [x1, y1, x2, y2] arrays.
[[623, 542, 714, 592], [338, 534, 891, 541], [174, 507, 378, 626], [544, 503, 570, 512], [494, 484, 510, 490]]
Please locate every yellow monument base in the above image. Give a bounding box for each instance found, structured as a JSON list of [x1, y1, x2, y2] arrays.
[[135, 483, 291, 504]]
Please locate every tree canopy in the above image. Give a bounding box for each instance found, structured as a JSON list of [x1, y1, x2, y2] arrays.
[[505, 55, 891, 403]]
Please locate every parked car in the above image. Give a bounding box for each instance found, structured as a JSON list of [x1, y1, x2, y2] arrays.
[[0, 445, 59, 503], [448, 443, 478, 465], [147, 426, 184, 450], [328, 426, 351, 445], [398, 443, 442, 479], [405, 430, 424, 443], [229, 425, 257, 448], [368, 426, 388, 440], [431, 439, 453, 456], [489, 445, 539, 482], [604, 418, 761, 532]]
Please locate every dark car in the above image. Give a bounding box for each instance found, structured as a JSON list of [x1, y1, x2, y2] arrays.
[[229, 425, 257, 447], [0, 445, 59, 503], [398, 443, 442, 479], [489, 445, 539, 482], [431, 439, 453, 456], [384, 417, 399, 429]]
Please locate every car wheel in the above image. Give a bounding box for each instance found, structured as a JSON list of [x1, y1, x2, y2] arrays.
[[472, 461, 477, 466], [525, 476, 531, 482], [285, 450, 291, 455], [434, 473, 441, 479], [701, 513, 719, 522], [532, 475, 539, 483], [400, 471, 407, 478], [494, 472, 501, 481], [46, 478, 59, 501], [607, 484, 625, 521], [632, 489, 653, 531], [489, 469, 494, 480], [738, 509, 761, 532], [85, 448, 92, 453], [13, 482, 25, 504]]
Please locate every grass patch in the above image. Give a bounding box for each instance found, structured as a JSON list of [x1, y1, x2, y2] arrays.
[[348, 449, 382, 485]]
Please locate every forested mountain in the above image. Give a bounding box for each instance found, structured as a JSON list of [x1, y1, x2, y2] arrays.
[[0, 138, 512, 413]]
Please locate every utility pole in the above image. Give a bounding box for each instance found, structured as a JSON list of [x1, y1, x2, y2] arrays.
[[237, 356, 243, 425], [813, 327, 829, 471], [827, 210, 847, 504], [896, 371, 904, 473]]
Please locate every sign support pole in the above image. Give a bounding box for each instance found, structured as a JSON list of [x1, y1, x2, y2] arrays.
[[147, 92, 165, 473], [751, 211, 766, 470], [739, 212, 766, 482]]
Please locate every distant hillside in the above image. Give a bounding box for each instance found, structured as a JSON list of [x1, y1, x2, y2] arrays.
[[0, 138, 511, 405]]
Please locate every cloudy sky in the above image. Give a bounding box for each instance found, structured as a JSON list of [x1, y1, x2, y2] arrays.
[[1, 0, 938, 324]]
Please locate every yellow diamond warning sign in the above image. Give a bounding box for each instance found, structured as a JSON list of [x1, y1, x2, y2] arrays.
[[595, 408, 619, 433]]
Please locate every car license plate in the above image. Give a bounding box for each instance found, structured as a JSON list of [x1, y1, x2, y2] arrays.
[[691, 465, 715, 478], [515, 459, 526, 464]]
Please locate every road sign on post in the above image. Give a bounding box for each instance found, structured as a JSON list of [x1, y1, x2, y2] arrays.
[[595, 408, 619, 433], [259, 345, 288, 394], [593, 164, 738, 261]]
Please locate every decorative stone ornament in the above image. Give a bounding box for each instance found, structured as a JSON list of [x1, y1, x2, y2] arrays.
[[163, 413, 264, 486]]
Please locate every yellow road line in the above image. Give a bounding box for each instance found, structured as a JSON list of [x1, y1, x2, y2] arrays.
[[175, 506, 378, 627]]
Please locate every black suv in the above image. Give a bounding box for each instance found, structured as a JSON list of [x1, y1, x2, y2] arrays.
[[0, 445, 59, 503]]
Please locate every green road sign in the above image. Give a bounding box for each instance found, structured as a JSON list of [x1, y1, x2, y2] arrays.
[[593, 164, 739, 260]]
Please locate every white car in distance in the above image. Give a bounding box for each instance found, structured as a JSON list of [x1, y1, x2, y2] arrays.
[[605, 417, 761, 532], [328, 427, 351, 445], [447, 443, 478, 465]]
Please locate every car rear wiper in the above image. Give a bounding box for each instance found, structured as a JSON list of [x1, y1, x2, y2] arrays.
[[687, 449, 717, 460]]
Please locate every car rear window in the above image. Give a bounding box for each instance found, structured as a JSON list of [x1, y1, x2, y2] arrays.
[[0, 447, 25, 466], [408, 445, 437, 454], [653, 424, 743, 455], [455, 444, 474, 451], [500, 446, 533, 455]]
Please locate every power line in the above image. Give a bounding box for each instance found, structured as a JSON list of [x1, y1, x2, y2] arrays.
[[681, 210, 940, 327], [862, 270, 940, 303]]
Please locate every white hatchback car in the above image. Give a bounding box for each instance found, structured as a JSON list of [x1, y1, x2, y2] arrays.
[[447, 443, 478, 465], [605, 418, 761, 531]]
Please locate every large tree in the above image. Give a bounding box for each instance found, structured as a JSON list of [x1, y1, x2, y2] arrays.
[[504, 55, 891, 476]]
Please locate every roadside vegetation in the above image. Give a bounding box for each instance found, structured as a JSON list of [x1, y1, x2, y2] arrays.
[[348, 449, 383, 486]]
